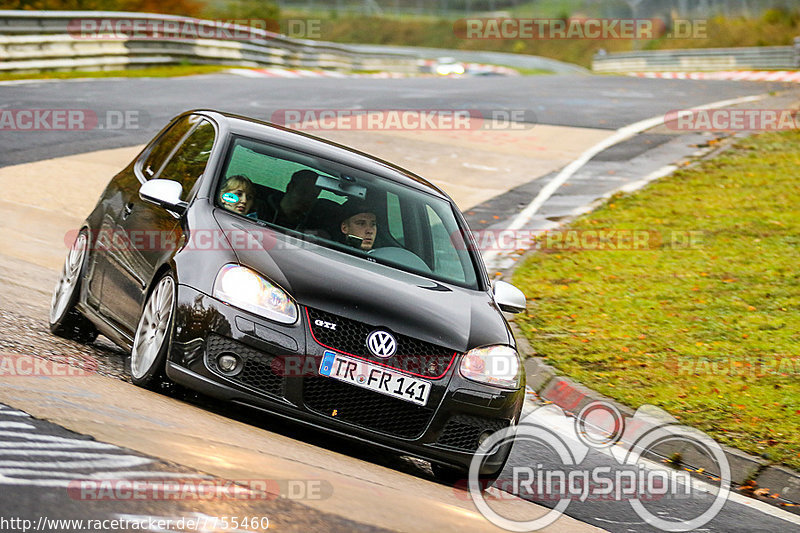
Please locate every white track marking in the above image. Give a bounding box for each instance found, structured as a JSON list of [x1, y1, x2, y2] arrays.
[[482, 93, 769, 271], [0, 441, 118, 449], [0, 456, 153, 469], [0, 405, 189, 488], [0, 422, 35, 429]]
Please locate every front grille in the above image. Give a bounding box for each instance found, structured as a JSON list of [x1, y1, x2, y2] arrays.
[[436, 414, 510, 452], [206, 335, 284, 397], [306, 307, 457, 378], [303, 377, 435, 439]]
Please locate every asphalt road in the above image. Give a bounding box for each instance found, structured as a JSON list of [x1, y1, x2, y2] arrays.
[[0, 73, 794, 167], [1, 72, 798, 532], [0, 403, 384, 533]]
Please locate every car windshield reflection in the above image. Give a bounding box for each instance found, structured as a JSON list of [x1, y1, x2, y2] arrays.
[[214, 136, 479, 289]]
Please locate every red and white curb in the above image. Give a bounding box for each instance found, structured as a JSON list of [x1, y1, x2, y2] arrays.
[[227, 68, 410, 78], [228, 68, 413, 78], [228, 62, 519, 79], [629, 71, 800, 83]]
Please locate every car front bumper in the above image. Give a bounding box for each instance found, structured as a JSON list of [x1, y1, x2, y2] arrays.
[[167, 284, 525, 474]]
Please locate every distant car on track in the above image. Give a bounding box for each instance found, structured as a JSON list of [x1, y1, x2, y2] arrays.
[[49, 109, 527, 482], [434, 57, 466, 76]]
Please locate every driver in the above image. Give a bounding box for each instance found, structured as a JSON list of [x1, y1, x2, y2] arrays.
[[339, 200, 377, 251]]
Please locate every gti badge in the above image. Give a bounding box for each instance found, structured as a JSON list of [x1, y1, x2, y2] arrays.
[[314, 318, 337, 330], [366, 330, 397, 358]]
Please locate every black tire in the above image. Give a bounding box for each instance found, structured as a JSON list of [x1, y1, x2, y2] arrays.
[[431, 463, 469, 485], [432, 442, 512, 487], [49, 230, 98, 344], [129, 273, 176, 389], [431, 464, 505, 488]]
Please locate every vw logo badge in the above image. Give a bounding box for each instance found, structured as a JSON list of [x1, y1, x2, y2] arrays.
[[366, 330, 397, 358]]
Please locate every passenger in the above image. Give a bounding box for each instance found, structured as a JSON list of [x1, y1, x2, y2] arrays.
[[262, 169, 322, 229], [218, 175, 255, 216], [339, 200, 377, 251]]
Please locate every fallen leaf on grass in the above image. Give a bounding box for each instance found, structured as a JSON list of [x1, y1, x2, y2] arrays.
[[739, 480, 757, 491]]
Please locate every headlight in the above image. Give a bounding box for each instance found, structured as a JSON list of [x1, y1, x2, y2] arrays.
[[459, 345, 521, 389], [213, 264, 298, 324]]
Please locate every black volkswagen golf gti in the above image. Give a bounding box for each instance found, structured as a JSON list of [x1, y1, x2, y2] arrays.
[[49, 110, 528, 482]]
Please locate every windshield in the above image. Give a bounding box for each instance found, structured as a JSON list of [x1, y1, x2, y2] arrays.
[[214, 136, 480, 289]]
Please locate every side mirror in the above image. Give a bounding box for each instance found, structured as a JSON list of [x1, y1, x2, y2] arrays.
[[139, 179, 188, 214], [493, 280, 526, 314]]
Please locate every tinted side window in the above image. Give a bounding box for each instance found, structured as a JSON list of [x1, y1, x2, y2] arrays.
[[157, 119, 215, 200], [426, 205, 466, 283], [141, 116, 194, 179], [386, 191, 405, 245]]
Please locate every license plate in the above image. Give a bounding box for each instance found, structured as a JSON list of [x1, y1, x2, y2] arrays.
[[319, 351, 431, 406]]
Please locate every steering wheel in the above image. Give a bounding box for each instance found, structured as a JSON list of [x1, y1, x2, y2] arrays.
[[368, 247, 431, 273]]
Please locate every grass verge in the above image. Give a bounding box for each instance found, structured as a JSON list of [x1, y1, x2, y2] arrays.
[[0, 65, 231, 82], [512, 131, 800, 469], [295, 9, 800, 68]]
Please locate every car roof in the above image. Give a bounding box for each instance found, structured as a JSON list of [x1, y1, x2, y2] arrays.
[[190, 109, 453, 202]]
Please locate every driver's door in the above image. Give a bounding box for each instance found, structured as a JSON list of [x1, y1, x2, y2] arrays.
[[99, 116, 215, 335]]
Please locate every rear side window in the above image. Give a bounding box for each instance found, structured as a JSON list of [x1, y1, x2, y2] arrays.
[[141, 116, 195, 179], [157, 119, 215, 200]]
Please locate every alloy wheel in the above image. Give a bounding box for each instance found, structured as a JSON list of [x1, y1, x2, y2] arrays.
[[130, 275, 175, 380]]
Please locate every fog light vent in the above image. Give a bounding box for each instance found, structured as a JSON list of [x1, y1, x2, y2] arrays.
[[217, 352, 241, 375], [478, 431, 493, 446]]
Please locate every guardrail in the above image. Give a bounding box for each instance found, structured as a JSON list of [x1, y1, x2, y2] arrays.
[[593, 44, 799, 73], [0, 10, 418, 74]]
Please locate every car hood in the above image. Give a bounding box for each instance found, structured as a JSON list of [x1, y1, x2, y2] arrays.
[[213, 210, 510, 352]]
